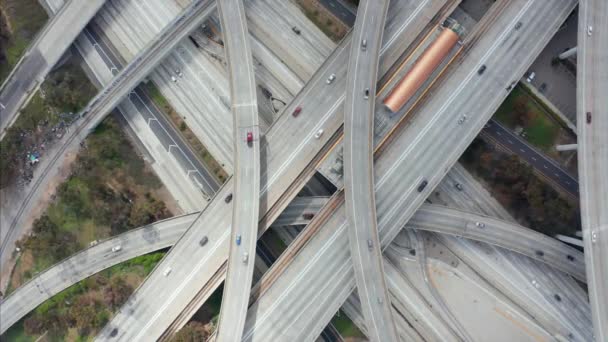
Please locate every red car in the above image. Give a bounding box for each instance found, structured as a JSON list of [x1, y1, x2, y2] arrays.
[[246, 132, 253, 144], [292, 106, 302, 117]]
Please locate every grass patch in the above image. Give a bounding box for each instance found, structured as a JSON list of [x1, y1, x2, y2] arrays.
[[295, 0, 347, 42], [1, 319, 36, 342], [0, 0, 48, 83], [1, 251, 166, 341], [1, 57, 98, 189], [492, 84, 560, 151], [10, 117, 171, 291], [142, 82, 228, 183], [460, 138, 580, 237], [330, 310, 365, 338]]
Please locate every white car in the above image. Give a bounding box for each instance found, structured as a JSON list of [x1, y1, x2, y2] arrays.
[[163, 268, 172, 276], [475, 222, 485, 228], [111, 245, 122, 252], [526, 71, 535, 83], [587, 25, 592, 36], [171, 76, 177, 83], [243, 252, 249, 263], [326, 74, 336, 84], [314, 129, 324, 139]]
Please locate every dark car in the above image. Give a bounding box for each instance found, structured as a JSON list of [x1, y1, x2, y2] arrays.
[[199, 236, 209, 246], [225, 193, 233, 203], [302, 212, 315, 220], [417, 180, 428, 192], [587, 112, 592, 124], [292, 106, 302, 117], [292, 26, 301, 35], [247, 131, 253, 144], [478, 65, 487, 75]]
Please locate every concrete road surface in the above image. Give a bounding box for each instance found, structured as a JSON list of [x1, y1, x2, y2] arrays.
[[343, 0, 397, 340], [0, 0, 106, 139], [482, 119, 578, 196], [214, 0, 261, 340], [239, 0, 579, 339], [577, 0, 608, 339]]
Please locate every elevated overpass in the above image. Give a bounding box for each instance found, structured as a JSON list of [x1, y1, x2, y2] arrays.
[[343, 0, 397, 340], [238, 0, 579, 339], [214, 0, 261, 340], [0, 0, 106, 139], [577, 0, 608, 339], [94, 1, 451, 339], [1, 199, 583, 336]]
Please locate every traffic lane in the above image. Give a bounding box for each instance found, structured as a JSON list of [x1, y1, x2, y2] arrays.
[[373, 0, 575, 246], [0, 214, 196, 333], [344, 0, 396, 340], [98, 4, 434, 338], [577, 0, 608, 339], [318, 0, 356, 27], [84, 18, 220, 194], [410, 205, 586, 281], [244, 0, 577, 337], [0, 50, 46, 130], [482, 119, 578, 196]]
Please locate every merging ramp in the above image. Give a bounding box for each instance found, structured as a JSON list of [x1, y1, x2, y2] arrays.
[[214, 0, 261, 340], [577, 0, 608, 339], [343, 0, 398, 341], [0, 0, 106, 139]]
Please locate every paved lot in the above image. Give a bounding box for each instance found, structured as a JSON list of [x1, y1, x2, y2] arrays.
[[527, 8, 578, 124]]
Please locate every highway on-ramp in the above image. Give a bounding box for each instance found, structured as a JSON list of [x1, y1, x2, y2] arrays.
[[577, 0, 608, 339], [0, 0, 106, 139], [214, 0, 261, 340], [343, 0, 397, 340]]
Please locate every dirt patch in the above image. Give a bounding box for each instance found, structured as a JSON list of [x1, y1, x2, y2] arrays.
[[296, 0, 349, 42]]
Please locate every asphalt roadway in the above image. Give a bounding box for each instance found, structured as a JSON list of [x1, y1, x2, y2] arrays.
[[577, 0, 608, 339], [482, 119, 578, 196], [238, 0, 580, 339], [82, 26, 220, 197], [0, 0, 106, 139], [318, 0, 356, 27], [342, 0, 397, 340], [214, 0, 261, 340]]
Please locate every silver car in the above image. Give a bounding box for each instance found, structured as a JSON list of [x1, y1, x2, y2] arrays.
[[326, 74, 336, 84]]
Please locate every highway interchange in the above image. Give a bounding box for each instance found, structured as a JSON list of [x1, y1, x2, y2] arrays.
[[0, 0, 605, 340]]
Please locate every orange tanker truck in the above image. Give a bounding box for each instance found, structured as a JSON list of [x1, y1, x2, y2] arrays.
[[383, 27, 460, 113]]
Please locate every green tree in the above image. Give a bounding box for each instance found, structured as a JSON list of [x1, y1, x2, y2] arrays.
[[171, 322, 210, 342]]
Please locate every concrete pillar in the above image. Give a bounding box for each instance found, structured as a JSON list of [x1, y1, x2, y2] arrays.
[[556, 143, 578, 152], [559, 46, 577, 59], [555, 234, 584, 248]]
